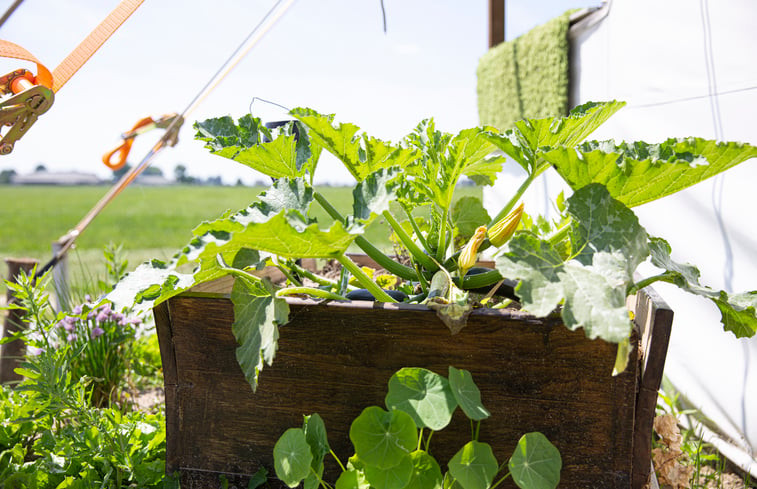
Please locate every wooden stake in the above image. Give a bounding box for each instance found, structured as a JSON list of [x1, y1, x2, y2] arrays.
[[1, 257, 38, 384], [488, 0, 505, 47]]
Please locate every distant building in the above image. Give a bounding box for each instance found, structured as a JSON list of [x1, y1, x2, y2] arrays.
[[11, 171, 103, 185], [134, 174, 172, 186]]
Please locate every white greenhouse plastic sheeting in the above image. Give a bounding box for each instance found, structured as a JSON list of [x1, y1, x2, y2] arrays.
[[483, 0, 757, 477]]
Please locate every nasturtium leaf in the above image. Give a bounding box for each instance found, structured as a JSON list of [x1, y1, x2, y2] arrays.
[[452, 197, 492, 240], [544, 138, 757, 208], [231, 279, 289, 392], [303, 413, 330, 462], [448, 367, 490, 421], [447, 441, 498, 489], [349, 406, 418, 469], [565, 183, 649, 274], [292, 107, 419, 182], [385, 367, 457, 431], [443, 472, 465, 489], [106, 260, 195, 314], [405, 451, 443, 489], [648, 237, 757, 338], [508, 432, 561, 489], [363, 454, 414, 489], [336, 469, 370, 489], [247, 468, 269, 489], [352, 167, 401, 226], [274, 428, 313, 488]]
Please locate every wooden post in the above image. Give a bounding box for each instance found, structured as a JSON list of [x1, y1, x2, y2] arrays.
[[1, 258, 38, 384], [488, 0, 505, 47]]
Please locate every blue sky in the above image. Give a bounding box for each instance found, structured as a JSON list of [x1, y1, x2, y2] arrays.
[[1, 0, 598, 184]]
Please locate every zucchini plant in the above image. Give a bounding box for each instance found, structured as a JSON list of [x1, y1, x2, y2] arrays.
[[108, 101, 757, 391]]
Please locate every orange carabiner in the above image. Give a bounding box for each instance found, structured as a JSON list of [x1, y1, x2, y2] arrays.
[[101, 116, 156, 170]]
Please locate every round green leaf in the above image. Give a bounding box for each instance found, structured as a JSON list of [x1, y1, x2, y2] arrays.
[[274, 428, 313, 488], [448, 367, 490, 421], [448, 441, 498, 489], [508, 432, 562, 489], [336, 469, 370, 489], [364, 453, 414, 489], [385, 367, 457, 430], [405, 451, 443, 489], [303, 413, 330, 463], [349, 406, 418, 469]]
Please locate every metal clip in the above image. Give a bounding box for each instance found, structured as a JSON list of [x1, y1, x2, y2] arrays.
[[0, 69, 54, 155], [102, 113, 183, 170]]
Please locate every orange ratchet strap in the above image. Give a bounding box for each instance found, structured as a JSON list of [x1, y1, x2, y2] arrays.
[[0, 0, 145, 154], [102, 113, 183, 170]]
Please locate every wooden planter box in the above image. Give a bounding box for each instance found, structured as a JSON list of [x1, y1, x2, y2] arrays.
[[154, 278, 671, 489]]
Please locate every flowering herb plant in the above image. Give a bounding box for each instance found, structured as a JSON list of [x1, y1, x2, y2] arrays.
[[109, 101, 757, 391], [5, 273, 143, 408]]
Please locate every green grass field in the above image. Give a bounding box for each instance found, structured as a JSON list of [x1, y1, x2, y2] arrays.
[[0, 184, 481, 291]]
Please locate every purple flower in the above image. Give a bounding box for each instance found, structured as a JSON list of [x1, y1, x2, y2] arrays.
[[56, 319, 67, 330], [28, 346, 44, 356], [87, 310, 97, 320], [72, 305, 83, 315], [85, 294, 92, 303], [118, 317, 128, 326], [67, 333, 78, 342], [129, 317, 142, 326], [91, 327, 105, 339], [96, 312, 109, 323]]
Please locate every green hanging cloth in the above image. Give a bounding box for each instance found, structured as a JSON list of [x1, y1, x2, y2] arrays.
[[477, 10, 572, 130]]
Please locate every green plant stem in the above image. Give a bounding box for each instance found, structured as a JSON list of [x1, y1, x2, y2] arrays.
[[310, 465, 334, 489], [402, 206, 430, 251], [288, 260, 354, 291], [312, 191, 418, 280], [628, 273, 674, 295], [436, 207, 449, 263], [382, 210, 438, 271], [276, 264, 302, 287], [547, 219, 572, 246], [330, 450, 347, 472], [336, 255, 397, 303], [275, 287, 349, 301], [425, 430, 434, 452], [418, 428, 424, 451], [490, 472, 511, 489], [488, 173, 535, 227]]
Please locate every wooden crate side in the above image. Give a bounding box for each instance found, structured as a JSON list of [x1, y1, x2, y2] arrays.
[[160, 296, 639, 489], [631, 289, 674, 489]]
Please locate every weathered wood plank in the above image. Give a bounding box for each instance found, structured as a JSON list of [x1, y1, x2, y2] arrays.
[[161, 294, 641, 488]]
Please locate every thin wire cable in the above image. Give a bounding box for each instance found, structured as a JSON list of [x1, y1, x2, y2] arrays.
[[700, 0, 750, 448], [36, 0, 298, 278], [0, 0, 24, 30], [625, 84, 757, 110]]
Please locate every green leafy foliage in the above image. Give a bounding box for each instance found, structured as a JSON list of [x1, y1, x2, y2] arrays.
[[385, 367, 457, 430], [273, 367, 561, 489], [231, 278, 289, 392], [447, 366, 490, 421], [448, 441, 499, 489], [274, 428, 314, 487], [112, 100, 757, 397], [497, 184, 645, 342], [508, 433, 562, 489], [543, 138, 757, 207], [349, 406, 418, 469]]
